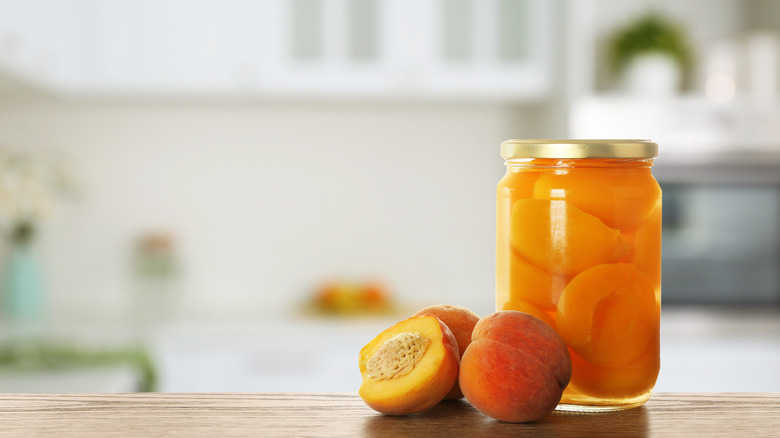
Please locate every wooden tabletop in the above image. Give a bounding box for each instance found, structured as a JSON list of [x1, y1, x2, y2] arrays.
[[0, 392, 778, 437]]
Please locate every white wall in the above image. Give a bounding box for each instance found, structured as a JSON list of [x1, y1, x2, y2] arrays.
[[0, 100, 538, 322]]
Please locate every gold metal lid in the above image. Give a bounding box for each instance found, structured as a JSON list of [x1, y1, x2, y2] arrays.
[[501, 139, 658, 159]]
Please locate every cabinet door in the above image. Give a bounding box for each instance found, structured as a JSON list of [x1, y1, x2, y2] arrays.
[[83, 0, 246, 93], [267, 0, 399, 96], [418, 0, 553, 99]]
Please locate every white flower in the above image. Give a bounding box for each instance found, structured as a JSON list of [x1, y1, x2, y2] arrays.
[[0, 149, 75, 232]]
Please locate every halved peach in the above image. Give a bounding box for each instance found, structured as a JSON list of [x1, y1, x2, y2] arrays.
[[533, 166, 661, 232], [506, 250, 568, 311], [567, 337, 660, 399], [497, 169, 540, 200], [556, 263, 658, 367], [496, 171, 540, 301], [359, 314, 460, 415], [628, 204, 662, 295], [500, 298, 556, 329], [510, 199, 631, 276]]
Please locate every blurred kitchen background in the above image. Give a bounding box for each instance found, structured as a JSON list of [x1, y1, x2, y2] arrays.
[[0, 0, 778, 394]]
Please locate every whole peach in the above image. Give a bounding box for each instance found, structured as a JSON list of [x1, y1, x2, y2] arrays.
[[414, 304, 480, 399], [459, 311, 571, 422]]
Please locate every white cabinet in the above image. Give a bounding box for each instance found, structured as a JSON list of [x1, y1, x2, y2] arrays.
[[262, 0, 554, 99], [149, 319, 390, 392], [84, 0, 223, 92], [0, 366, 142, 393], [0, 0, 553, 99], [412, 0, 553, 99], [79, 0, 263, 94]]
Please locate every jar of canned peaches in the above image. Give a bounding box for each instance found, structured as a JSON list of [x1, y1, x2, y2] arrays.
[[496, 139, 661, 411]]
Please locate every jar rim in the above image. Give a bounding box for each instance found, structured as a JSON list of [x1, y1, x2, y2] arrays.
[[500, 139, 658, 159]]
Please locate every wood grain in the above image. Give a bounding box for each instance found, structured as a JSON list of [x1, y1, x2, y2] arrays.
[[0, 393, 778, 437]]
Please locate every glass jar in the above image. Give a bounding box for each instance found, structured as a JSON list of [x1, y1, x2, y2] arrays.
[[496, 139, 662, 411]]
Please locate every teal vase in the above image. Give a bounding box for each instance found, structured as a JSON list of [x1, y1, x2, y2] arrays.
[[2, 244, 44, 322]]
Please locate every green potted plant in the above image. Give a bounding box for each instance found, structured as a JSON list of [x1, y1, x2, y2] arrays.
[[608, 12, 694, 95]]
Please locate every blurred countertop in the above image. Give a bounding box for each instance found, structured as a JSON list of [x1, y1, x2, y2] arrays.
[[655, 150, 780, 184], [1, 305, 779, 393], [658, 306, 780, 392]]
